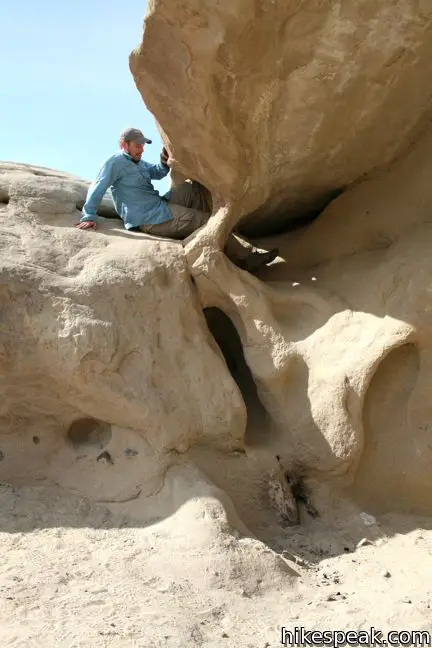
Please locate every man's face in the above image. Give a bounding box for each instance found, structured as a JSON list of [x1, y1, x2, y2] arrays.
[[121, 139, 144, 161]]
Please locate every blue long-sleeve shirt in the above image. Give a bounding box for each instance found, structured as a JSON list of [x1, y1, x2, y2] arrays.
[[80, 152, 172, 229]]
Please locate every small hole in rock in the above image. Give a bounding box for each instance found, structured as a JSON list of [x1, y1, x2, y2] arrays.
[[67, 418, 112, 450], [32, 436, 40, 445], [124, 448, 138, 457], [0, 450, 4, 461]]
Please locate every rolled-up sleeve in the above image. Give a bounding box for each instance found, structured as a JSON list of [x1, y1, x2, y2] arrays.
[[80, 157, 120, 222]]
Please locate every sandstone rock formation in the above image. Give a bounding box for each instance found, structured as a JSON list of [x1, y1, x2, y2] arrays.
[[2, 114, 432, 517], [0, 162, 247, 493], [1, 164, 307, 648], [2, 154, 432, 642], [130, 0, 432, 234], [128, 0, 432, 515], [4, 1, 432, 641], [186, 126, 432, 513]]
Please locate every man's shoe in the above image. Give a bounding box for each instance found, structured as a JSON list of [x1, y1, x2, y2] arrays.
[[244, 248, 279, 273]]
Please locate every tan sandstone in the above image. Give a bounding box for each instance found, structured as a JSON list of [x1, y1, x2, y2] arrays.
[[130, 0, 432, 234], [2, 0, 432, 644]]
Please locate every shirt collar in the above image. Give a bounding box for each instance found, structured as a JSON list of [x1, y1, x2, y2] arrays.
[[122, 151, 139, 164]]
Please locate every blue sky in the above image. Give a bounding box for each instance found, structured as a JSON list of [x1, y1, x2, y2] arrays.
[[0, 0, 169, 191]]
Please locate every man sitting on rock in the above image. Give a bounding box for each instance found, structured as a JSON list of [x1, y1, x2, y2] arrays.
[[75, 128, 278, 273]]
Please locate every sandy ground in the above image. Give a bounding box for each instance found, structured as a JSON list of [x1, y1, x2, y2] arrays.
[[1, 476, 432, 648]]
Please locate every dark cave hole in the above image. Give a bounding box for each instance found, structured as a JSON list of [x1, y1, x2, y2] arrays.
[[203, 307, 271, 444], [67, 418, 112, 450]]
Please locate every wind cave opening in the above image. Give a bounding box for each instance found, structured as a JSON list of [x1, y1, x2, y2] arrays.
[[203, 307, 271, 445]]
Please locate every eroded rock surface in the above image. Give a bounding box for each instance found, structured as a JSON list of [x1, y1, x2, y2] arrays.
[[1, 164, 307, 646], [130, 0, 432, 234], [185, 121, 432, 514], [3, 142, 432, 522], [129, 0, 432, 512], [3, 145, 432, 640], [0, 163, 246, 495], [3, 2, 432, 643]]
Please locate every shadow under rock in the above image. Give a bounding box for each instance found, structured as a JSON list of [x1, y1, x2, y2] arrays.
[[203, 307, 274, 448]]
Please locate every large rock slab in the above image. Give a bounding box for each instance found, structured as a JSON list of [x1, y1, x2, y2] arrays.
[[0, 161, 119, 218], [130, 0, 432, 234]]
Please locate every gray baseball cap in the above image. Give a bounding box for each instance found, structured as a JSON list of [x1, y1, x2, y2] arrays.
[[120, 128, 152, 145]]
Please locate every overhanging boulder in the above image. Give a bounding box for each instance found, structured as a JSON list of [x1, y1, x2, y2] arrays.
[[130, 0, 432, 235]]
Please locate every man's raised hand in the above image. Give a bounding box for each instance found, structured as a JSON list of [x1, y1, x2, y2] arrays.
[[160, 147, 170, 167]]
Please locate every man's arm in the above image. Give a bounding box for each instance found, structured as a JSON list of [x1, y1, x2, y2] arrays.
[[76, 157, 120, 229], [146, 161, 170, 181], [146, 148, 171, 181]]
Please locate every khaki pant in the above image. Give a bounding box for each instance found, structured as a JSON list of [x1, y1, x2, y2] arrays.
[[139, 181, 258, 265]]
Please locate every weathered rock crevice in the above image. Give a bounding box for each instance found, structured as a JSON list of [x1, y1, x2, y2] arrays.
[[204, 307, 271, 445], [238, 186, 347, 237], [0, 186, 9, 205]]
